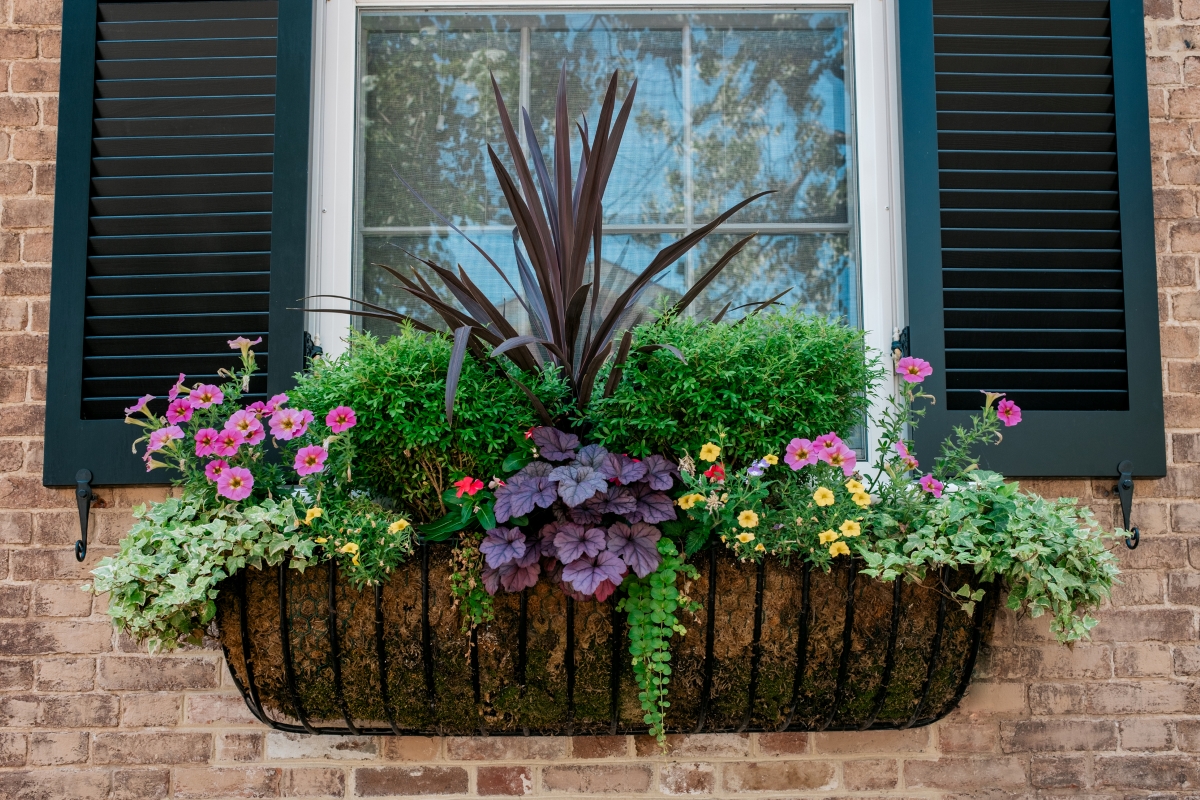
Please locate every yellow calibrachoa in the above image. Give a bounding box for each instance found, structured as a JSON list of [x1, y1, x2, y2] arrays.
[[755, 543, 766, 553], [388, 519, 411, 534], [839, 520, 862, 537], [699, 442, 721, 462], [736, 531, 756, 544], [677, 493, 705, 510], [304, 507, 323, 525], [763, 454, 778, 465], [844, 479, 864, 493], [315, 537, 328, 544], [338, 542, 359, 554], [851, 491, 872, 508], [813, 487, 835, 507], [737, 509, 760, 528], [828, 541, 850, 557], [818, 530, 839, 545]]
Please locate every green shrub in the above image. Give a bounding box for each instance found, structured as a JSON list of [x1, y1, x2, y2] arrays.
[[583, 311, 879, 466], [290, 327, 569, 521]]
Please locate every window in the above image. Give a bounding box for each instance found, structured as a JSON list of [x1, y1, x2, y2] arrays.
[[309, 0, 900, 364]]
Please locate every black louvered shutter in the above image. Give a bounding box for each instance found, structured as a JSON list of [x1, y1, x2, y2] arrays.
[[43, 0, 311, 486], [898, 0, 1165, 477]]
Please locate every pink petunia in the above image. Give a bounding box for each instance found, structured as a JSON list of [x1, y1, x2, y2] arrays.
[[814, 432, 843, 452], [785, 438, 818, 470], [263, 393, 289, 415], [919, 473, 944, 499], [216, 466, 254, 501], [227, 336, 262, 353], [895, 441, 919, 471], [213, 428, 244, 457], [246, 401, 267, 416], [166, 398, 194, 425], [167, 374, 187, 402], [204, 459, 229, 482], [325, 405, 357, 433], [224, 409, 265, 445], [997, 399, 1022, 427], [146, 425, 184, 452], [189, 384, 224, 408], [269, 408, 306, 440], [825, 443, 858, 477], [293, 445, 328, 477], [124, 394, 155, 417], [896, 356, 933, 384], [194, 428, 219, 457]]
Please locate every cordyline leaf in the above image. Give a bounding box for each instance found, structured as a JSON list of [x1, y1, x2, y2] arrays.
[[634, 343, 686, 365], [603, 330, 634, 399], [710, 302, 733, 323], [665, 232, 758, 318], [445, 325, 473, 425], [733, 287, 794, 325]]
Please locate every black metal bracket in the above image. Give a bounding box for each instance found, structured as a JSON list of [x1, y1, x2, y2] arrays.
[[74, 469, 95, 561], [891, 326, 910, 361], [1117, 459, 1138, 549]]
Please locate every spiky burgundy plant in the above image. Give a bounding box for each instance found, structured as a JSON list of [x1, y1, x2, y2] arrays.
[[308, 67, 770, 423]]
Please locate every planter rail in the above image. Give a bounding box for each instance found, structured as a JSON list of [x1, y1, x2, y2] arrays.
[[217, 545, 995, 735]]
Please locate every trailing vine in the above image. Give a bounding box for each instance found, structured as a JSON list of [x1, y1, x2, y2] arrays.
[[449, 531, 494, 632], [619, 538, 700, 746]]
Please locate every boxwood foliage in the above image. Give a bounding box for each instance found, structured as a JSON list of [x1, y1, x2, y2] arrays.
[[291, 327, 569, 522], [582, 311, 879, 467]]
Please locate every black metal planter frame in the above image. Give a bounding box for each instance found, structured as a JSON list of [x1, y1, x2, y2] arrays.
[[220, 547, 995, 736]]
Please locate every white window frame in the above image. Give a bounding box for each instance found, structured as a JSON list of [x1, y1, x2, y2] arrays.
[[306, 0, 905, 448]]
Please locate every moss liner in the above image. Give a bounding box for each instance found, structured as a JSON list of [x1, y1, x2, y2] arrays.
[[217, 545, 995, 735]]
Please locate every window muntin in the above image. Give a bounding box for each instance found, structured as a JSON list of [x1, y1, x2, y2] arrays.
[[353, 10, 857, 335]]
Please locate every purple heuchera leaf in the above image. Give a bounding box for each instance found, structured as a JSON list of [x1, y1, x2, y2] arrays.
[[480, 526, 526, 568], [592, 579, 619, 603], [595, 485, 637, 516], [603, 453, 647, 486], [576, 444, 614, 478], [569, 503, 603, 525], [537, 523, 561, 560], [640, 454, 678, 491], [532, 427, 580, 461], [517, 460, 554, 479], [554, 523, 606, 563], [606, 522, 662, 578], [499, 555, 541, 592], [482, 565, 502, 595], [562, 550, 626, 596], [626, 484, 678, 524], [550, 464, 609, 506], [494, 474, 557, 521]]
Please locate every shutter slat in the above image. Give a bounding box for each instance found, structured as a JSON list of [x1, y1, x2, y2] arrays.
[[92, 192, 273, 215], [88, 251, 270, 276], [936, 53, 1111, 73], [92, 172, 272, 195], [94, 134, 274, 157], [98, 0, 278, 22], [97, 56, 276, 79], [85, 311, 270, 336], [95, 114, 275, 136], [935, 34, 1111, 55], [937, 91, 1113, 112], [940, 189, 1118, 209], [92, 153, 273, 176], [938, 111, 1115, 132], [84, 331, 267, 356], [88, 271, 270, 294], [95, 95, 275, 117], [97, 36, 276, 59]]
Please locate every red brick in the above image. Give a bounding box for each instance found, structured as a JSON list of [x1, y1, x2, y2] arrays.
[[1157, 187, 1194, 217], [37, 29, 58, 58], [14, 548, 106, 580], [217, 732, 263, 762], [938, 723, 999, 753], [174, 767, 281, 799], [1119, 718, 1173, 750], [282, 767, 346, 798], [354, 766, 469, 796], [1095, 754, 1200, 789], [21, 230, 50, 261], [635, 733, 747, 757], [1114, 643, 1173, 676], [0, 97, 36, 129], [0, 30, 36, 59], [1179, 719, 1200, 750], [0, 620, 111, 654], [38, 95, 54, 126], [185, 692, 259, 725], [28, 731, 87, 765], [444, 735, 564, 761], [754, 732, 808, 755], [478, 765, 533, 796], [1149, 55, 1182, 84], [12, 128, 53, 160], [11, 60, 58, 93], [1147, 0, 1175, 18], [12, 0, 61, 24], [1086, 680, 1196, 714], [813, 727, 930, 754], [2, 196, 52, 228], [0, 693, 118, 727], [32, 582, 91, 616], [722, 761, 835, 793], [379, 737, 439, 761], [120, 692, 182, 727], [0, 732, 25, 766], [0, 770, 109, 800], [0, 403, 43, 434], [112, 769, 170, 800], [843, 758, 898, 791], [99, 655, 218, 691], [34, 162, 52, 193], [0, 583, 28, 617], [94, 732, 211, 765], [1088, 607, 1195, 642], [0, 162, 32, 194], [904, 757, 1028, 790], [659, 762, 714, 795], [0, 440, 22, 472], [1169, 570, 1200, 604], [570, 736, 627, 758], [1030, 754, 1088, 789], [0, 658, 33, 689], [999, 720, 1116, 753]]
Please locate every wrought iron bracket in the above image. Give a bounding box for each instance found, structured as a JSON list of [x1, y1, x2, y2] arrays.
[[75, 469, 95, 561], [891, 326, 910, 361], [1117, 459, 1138, 549]]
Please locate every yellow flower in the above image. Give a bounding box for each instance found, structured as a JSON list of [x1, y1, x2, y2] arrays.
[[738, 509, 760, 528], [818, 530, 839, 545], [699, 442, 721, 462], [352, 555, 360, 566], [852, 491, 872, 508], [839, 520, 862, 538], [720, 493, 729, 503], [813, 487, 835, 507], [388, 519, 410, 534], [736, 531, 756, 544], [315, 537, 327, 544], [844, 479, 864, 493], [304, 507, 323, 525], [677, 493, 705, 510], [755, 543, 766, 553], [338, 542, 360, 555], [763, 454, 778, 466], [828, 541, 850, 557]]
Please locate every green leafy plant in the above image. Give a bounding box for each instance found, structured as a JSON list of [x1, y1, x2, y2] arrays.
[[618, 538, 700, 746], [87, 496, 316, 652], [448, 531, 495, 632]]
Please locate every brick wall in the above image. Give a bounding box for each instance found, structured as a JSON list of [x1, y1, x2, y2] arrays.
[[0, 0, 1198, 797]]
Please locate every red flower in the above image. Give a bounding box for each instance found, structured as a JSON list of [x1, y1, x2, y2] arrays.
[[703, 463, 726, 482], [454, 476, 484, 498], [524, 427, 536, 440]]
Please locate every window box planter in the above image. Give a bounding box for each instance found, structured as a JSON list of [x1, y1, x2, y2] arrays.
[[218, 545, 994, 736]]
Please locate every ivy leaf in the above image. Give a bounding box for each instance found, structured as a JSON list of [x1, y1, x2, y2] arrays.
[[532, 427, 580, 461], [550, 464, 609, 507]]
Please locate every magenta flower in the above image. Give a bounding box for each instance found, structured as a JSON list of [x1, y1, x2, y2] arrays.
[[189, 384, 224, 408], [293, 445, 328, 476], [166, 398, 194, 425], [784, 438, 817, 470], [146, 425, 184, 453], [227, 336, 262, 355], [919, 474, 944, 499], [213, 429, 244, 457], [325, 406, 357, 433], [167, 374, 187, 402], [263, 393, 289, 415], [194, 428, 219, 457], [997, 399, 1022, 427], [204, 459, 229, 482], [246, 401, 267, 416], [814, 432, 843, 452], [269, 408, 304, 440], [124, 394, 155, 417], [216, 466, 254, 501], [224, 409, 265, 445], [895, 441, 919, 471], [897, 357, 933, 384], [823, 443, 858, 477]]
